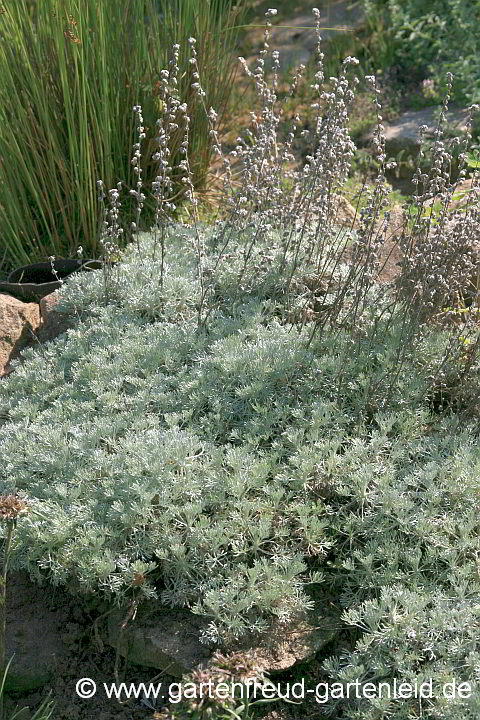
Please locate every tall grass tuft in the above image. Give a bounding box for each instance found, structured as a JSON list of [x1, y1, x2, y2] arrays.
[[0, 0, 246, 272]]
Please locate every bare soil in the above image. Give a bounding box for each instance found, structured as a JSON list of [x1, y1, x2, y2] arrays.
[[6, 573, 175, 720]]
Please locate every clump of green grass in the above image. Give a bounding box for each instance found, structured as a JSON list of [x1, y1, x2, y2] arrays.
[[0, 0, 247, 271]]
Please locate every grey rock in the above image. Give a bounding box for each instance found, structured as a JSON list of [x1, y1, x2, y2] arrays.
[[106, 604, 340, 677], [367, 106, 471, 156], [236, 608, 341, 673]]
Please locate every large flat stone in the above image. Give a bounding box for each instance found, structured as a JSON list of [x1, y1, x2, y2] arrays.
[[106, 603, 341, 677]]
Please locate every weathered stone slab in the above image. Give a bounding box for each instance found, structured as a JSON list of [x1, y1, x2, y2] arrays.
[[0, 293, 40, 376], [106, 604, 340, 677]]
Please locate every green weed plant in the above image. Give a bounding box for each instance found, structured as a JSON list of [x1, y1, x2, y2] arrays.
[[362, 0, 480, 103]]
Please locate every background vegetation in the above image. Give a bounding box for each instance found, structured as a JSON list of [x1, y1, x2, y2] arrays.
[[362, 0, 480, 104]]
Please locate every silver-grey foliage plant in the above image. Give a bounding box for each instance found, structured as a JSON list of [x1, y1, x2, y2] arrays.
[[0, 9, 479, 720]]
